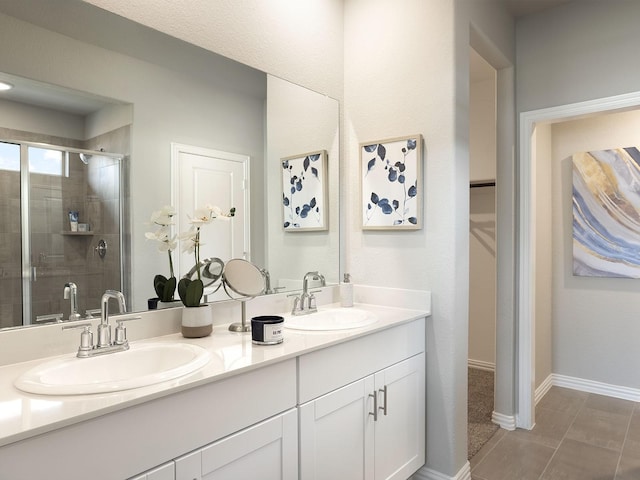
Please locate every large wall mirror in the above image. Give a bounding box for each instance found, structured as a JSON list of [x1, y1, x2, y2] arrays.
[[0, 1, 339, 329]]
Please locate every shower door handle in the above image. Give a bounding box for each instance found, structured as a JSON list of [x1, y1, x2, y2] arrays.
[[31, 266, 37, 281]]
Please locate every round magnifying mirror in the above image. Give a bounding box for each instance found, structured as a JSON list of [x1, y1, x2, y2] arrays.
[[184, 257, 225, 287], [223, 259, 266, 298]]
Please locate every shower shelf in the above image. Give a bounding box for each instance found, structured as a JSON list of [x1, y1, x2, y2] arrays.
[[60, 232, 94, 236]]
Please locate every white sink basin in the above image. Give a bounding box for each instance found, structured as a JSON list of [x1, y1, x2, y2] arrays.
[[284, 308, 378, 331], [15, 342, 211, 396]]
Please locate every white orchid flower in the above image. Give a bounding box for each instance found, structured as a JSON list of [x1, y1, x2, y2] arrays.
[[179, 227, 199, 254], [188, 209, 213, 226], [145, 226, 176, 252], [150, 205, 176, 226], [206, 204, 235, 221]]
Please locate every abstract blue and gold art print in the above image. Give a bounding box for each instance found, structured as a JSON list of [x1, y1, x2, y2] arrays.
[[573, 146, 640, 278]]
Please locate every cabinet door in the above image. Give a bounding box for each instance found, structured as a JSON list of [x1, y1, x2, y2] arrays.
[[374, 353, 425, 480], [299, 376, 375, 480], [176, 409, 298, 480]]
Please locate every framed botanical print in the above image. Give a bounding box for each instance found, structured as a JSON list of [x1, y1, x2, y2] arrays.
[[281, 150, 328, 231], [361, 134, 422, 230]]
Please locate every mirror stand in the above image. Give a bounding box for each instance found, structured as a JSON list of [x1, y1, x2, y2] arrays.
[[228, 301, 251, 333]]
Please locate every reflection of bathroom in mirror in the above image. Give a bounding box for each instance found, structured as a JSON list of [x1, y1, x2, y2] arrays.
[[0, 1, 339, 330]]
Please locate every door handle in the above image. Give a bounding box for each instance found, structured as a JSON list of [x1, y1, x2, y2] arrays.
[[369, 391, 378, 421], [379, 385, 388, 416]]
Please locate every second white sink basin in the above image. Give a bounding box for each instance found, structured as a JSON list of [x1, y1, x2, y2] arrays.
[[15, 342, 211, 396], [284, 308, 377, 331]]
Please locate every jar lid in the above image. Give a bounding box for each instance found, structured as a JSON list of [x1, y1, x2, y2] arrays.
[[251, 315, 284, 324]]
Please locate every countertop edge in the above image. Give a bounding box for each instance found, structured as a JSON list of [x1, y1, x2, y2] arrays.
[[0, 303, 430, 448]]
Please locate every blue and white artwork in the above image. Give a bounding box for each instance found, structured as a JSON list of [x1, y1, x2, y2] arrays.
[[361, 135, 422, 230], [282, 150, 327, 231], [573, 147, 640, 278]]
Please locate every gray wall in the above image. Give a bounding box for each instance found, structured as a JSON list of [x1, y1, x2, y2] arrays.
[[517, 1, 640, 391], [517, 0, 640, 112]]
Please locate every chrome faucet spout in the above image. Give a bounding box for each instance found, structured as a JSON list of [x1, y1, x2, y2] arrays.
[[101, 290, 126, 324], [63, 282, 81, 321], [98, 290, 126, 347], [291, 271, 324, 316], [261, 268, 273, 294], [302, 271, 321, 294]]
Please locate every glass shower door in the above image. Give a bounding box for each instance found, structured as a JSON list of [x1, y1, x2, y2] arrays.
[[28, 146, 69, 324], [0, 141, 124, 327], [0, 142, 22, 328]]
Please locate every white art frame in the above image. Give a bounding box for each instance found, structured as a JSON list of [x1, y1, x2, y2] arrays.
[[360, 134, 423, 230], [281, 150, 328, 232]]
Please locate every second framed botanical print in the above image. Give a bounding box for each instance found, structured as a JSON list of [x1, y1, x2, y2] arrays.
[[361, 134, 422, 230]]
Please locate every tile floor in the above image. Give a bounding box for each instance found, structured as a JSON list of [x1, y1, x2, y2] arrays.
[[470, 387, 640, 480]]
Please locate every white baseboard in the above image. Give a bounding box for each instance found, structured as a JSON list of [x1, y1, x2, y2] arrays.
[[468, 359, 495, 371], [413, 462, 471, 480], [491, 411, 516, 430], [534, 374, 554, 405], [546, 374, 640, 402]]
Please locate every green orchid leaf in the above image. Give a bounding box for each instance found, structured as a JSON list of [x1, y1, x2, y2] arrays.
[[154, 274, 167, 298], [154, 274, 176, 302], [178, 278, 203, 307], [162, 276, 176, 302]]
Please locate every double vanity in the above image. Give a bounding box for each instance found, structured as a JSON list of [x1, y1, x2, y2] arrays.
[[0, 288, 430, 480]]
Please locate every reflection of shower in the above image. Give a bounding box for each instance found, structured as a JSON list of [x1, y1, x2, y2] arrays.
[[0, 138, 125, 328]]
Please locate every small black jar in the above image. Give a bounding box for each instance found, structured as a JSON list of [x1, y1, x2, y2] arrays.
[[251, 316, 284, 345]]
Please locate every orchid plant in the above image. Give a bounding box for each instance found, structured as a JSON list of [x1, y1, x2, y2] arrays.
[[145, 205, 177, 302], [178, 205, 236, 307]]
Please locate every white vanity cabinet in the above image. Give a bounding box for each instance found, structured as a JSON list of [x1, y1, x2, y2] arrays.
[[0, 311, 428, 480], [174, 409, 298, 480], [130, 462, 175, 480], [298, 318, 426, 480]]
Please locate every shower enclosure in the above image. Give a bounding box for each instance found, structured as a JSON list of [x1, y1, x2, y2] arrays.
[[0, 140, 124, 328]]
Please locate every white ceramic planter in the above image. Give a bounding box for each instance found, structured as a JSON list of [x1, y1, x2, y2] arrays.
[[181, 304, 213, 338]]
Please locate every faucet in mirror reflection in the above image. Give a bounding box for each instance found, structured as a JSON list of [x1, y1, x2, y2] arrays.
[[63, 282, 81, 321]]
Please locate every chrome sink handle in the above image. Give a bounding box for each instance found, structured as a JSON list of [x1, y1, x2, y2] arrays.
[[62, 322, 94, 357], [113, 315, 142, 346]]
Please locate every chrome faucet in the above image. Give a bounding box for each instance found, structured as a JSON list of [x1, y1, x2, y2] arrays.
[[98, 290, 126, 347], [64, 289, 140, 358], [63, 282, 81, 321], [290, 271, 325, 315], [261, 268, 273, 294]]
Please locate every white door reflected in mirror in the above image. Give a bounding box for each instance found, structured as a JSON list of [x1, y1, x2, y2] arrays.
[[172, 143, 249, 299]]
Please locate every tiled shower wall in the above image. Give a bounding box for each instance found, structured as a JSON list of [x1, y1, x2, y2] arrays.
[[0, 126, 130, 328]]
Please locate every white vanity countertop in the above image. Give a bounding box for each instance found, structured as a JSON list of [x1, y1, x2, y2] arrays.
[[0, 303, 429, 448]]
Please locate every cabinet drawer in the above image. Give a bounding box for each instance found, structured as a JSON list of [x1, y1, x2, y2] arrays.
[[175, 409, 298, 480], [298, 317, 425, 403]]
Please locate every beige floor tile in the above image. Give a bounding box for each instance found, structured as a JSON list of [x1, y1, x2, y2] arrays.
[[471, 433, 555, 480], [470, 428, 507, 471], [566, 406, 630, 451], [616, 454, 640, 480], [541, 438, 619, 480], [510, 405, 576, 449], [586, 393, 636, 416], [537, 387, 587, 415]]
